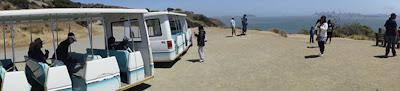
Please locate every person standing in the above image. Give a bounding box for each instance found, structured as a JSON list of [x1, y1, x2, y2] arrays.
[[241, 14, 248, 35], [326, 20, 334, 43], [309, 26, 315, 43], [383, 13, 398, 57], [317, 16, 328, 56], [195, 26, 206, 62], [230, 18, 236, 36]]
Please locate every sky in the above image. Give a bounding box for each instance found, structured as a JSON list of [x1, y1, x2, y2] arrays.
[[72, 0, 400, 17]]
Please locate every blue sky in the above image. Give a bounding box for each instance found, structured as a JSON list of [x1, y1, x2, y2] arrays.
[[72, 0, 400, 17]]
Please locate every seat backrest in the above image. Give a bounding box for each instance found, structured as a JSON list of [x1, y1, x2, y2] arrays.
[[128, 51, 144, 70], [46, 66, 72, 90], [88, 49, 130, 72], [85, 57, 120, 90], [0, 59, 14, 71], [2, 71, 31, 91]]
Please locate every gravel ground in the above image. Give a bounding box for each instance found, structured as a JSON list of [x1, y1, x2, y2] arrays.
[[145, 27, 400, 91]]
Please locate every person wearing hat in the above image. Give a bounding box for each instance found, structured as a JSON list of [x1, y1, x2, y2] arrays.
[[383, 13, 398, 58], [52, 32, 77, 62]]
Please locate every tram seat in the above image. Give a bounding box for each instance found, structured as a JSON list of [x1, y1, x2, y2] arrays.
[[2, 71, 31, 91], [87, 49, 145, 84], [24, 57, 49, 89], [47, 66, 72, 90], [0, 59, 14, 71]]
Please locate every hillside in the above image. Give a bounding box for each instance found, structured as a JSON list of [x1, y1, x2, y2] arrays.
[[165, 8, 225, 28]]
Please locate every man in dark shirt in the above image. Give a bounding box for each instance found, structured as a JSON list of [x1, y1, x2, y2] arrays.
[[195, 26, 206, 62], [241, 14, 248, 35], [53, 32, 77, 62], [384, 13, 398, 57], [28, 38, 49, 63]]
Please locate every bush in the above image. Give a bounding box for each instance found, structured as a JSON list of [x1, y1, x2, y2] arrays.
[[334, 23, 375, 40], [269, 28, 288, 37], [298, 28, 310, 35]]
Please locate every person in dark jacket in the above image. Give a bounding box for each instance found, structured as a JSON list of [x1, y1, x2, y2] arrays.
[[241, 14, 248, 35], [383, 13, 398, 57], [195, 26, 206, 62], [28, 38, 49, 63], [26, 38, 49, 91], [52, 32, 77, 62], [108, 37, 118, 50]]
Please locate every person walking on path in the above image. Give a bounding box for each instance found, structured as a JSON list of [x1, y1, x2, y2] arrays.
[[230, 18, 236, 36], [317, 16, 328, 56], [241, 14, 248, 35], [309, 26, 315, 43], [326, 20, 335, 44], [383, 13, 398, 58], [195, 26, 207, 62]]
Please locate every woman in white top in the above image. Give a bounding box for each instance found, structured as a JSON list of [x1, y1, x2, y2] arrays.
[[317, 16, 328, 56], [230, 18, 236, 36]]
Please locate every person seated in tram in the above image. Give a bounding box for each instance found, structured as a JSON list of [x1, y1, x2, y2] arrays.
[[26, 38, 49, 91], [115, 37, 133, 52], [107, 36, 118, 50], [28, 38, 49, 64]]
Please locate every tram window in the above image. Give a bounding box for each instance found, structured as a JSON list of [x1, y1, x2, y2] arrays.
[[111, 19, 141, 41], [169, 17, 183, 34], [146, 19, 162, 37]]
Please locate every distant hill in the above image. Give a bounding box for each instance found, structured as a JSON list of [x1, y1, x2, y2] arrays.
[[0, 0, 123, 10], [165, 8, 225, 28], [0, 1, 225, 28]]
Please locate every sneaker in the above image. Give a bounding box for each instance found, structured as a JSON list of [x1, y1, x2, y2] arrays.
[[199, 60, 204, 63], [320, 53, 324, 57]]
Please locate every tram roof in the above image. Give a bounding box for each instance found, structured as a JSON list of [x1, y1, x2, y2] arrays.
[[145, 12, 187, 17], [0, 8, 148, 23]]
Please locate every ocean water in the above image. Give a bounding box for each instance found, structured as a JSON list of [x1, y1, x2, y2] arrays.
[[216, 16, 390, 33]]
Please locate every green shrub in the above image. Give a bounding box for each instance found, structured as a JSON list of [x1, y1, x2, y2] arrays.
[[334, 23, 375, 40], [269, 28, 288, 37], [298, 28, 309, 35]]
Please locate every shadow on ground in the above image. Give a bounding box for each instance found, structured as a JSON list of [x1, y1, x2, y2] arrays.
[[305, 55, 320, 59], [374, 55, 387, 58], [154, 58, 180, 68], [125, 83, 151, 91], [306, 46, 319, 49], [186, 59, 200, 63]]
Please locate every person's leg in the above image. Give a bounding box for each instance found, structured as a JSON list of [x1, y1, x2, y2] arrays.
[[386, 41, 391, 57], [321, 41, 325, 54], [318, 41, 325, 54], [198, 46, 205, 61], [231, 27, 234, 36], [244, 25, 247, 34], [391, 43, 396, 56]]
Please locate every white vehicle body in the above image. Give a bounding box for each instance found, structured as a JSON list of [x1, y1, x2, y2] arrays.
[[142, 12, 192, 62], [0, 8, 154, 91]]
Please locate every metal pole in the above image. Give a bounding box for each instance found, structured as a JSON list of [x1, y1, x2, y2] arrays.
[[88, 18, 94, 57], [102, 19, 109, 57], [68, 22, 72, 52], [10, 23, 16, 71], [50, 20, 58, 61], [127, 16, 134, 50], [3, 26, 6, 60]]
